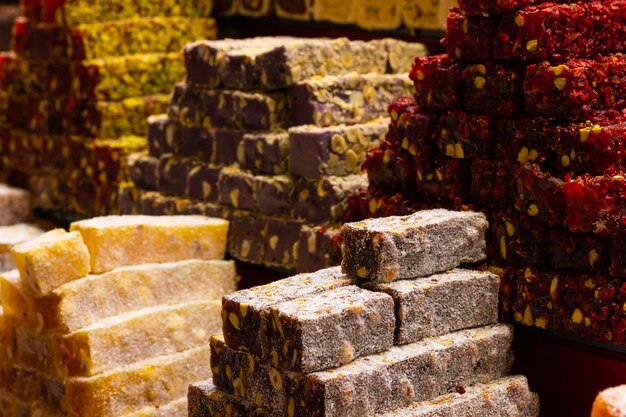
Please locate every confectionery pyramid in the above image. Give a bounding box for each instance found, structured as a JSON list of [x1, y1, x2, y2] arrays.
[[0, 0, 217, 217], [0, 215, 237, 416], [190, 208, 539, 416], [120, 36, 427, 273], [348, 0, 626, 346]]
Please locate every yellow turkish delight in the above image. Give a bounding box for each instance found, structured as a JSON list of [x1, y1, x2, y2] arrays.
[[70, 215, 229, 273], [11, 229, 90, 295]]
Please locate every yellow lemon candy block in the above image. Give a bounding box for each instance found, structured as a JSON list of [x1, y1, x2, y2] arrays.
[[66, 345, 211, 417], [122, 397, 187, 417], [0, 260, 236, 333], [70, 215, 229, 273], [11, 229, 91, 295], [60, 299, 221, 377]]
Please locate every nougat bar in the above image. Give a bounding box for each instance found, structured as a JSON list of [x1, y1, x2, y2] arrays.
[[290, 73, 413, 126], [16, 17, 217, 61], [494, 2, 626, 61], [0, 184, 31, 226], [123, 397, 187, 417], [294, 174, 368, 225], [71, 215, 228, 273], [378, 376, 539, 417], [60, 300, 222, 376], [289, 118, 388, 179], [296, 225, 342, 273], [11, 229, 90, 295], [261, 285, 394, 373], [238, 131, 289, 175], [212, 324, 513, 416], [66, 345, 211, 417], [147, 115, 180, 158], [222, 266, 354, 355], [312, 0, 355, 24], [342, 209, 488, 282], [21, 0, 213, 25], [168, 83, 288, 130], [401, 0, 448, 31], [1, 260, 236, 333], [353, 0, 402, 31], [364, 269, 499, 345], [227, 211, 266, 265], [188, 382, 265, 417]]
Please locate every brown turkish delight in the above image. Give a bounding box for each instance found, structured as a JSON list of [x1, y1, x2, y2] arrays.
[[128, 154, 159, 191], [227, 212, 266, 265], [221, 266, 354, 355], [255, 175, 295, 217], [217, 166, 256, 211], [342, 209, 488, 282], [288, 118, 388, 179], [187, 163, 221, 203], [275, 0, 311, 20], [239, 131, 289, 175], [147, 115, 180, 158], [296, 225, 342, 273], [261, 216, 303, 270], [188, 381, 265, 417], [238, 0, 273, 17], [364, 269, 499, 345], [294, 175, 368, 225]]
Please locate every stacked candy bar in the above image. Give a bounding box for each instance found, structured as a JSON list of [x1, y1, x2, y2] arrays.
[[0, 215, 236, 416], [189, 209, 540, 416], [347, 0, 626, 346], [0, 1, 217, 217], [122, 37, 426, 272], [216, 0, 453, 32]]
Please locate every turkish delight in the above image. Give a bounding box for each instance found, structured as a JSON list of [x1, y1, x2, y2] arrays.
[[514, 163, 566, 227], [146, 115, 180, 158], [70, 215, 229, 273], [255, 175, 295, 216], [0, 184, 31, 225], [296, 225, 342, 273], [410, 55, 460, 110], [364, 269, 499, 345], [353, 0, 402, 31], [445, 11, 495, 61], [289, 118, 388, 179], [342, 209, 488, 282], [238, 0, 273, 17], [274, 0, 311, 20], [312, 0, 355, 24], [239, 131, 289, 175], [187, 163, 221, 203]]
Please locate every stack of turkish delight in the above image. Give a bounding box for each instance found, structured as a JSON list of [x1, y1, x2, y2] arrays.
[[348, 0, 626, 346], [0, 215, 237, 416], [189, 209, 540, 417], [121, 37, 426, 272], [0, 0, 217, 217], [215, 0, 454, 32]]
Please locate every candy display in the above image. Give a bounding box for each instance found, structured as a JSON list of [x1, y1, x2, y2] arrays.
[[0, 2, 217, 217], [124, 37, 427, 272], [191, 208, 538, 416], [0, 214, 236, 415]]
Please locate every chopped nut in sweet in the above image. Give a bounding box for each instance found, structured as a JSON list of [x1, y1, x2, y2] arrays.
[[364, 269, 499, 345], [65, 345, 211, 417], [239, 131, 289, 175], [222, 266, 355, 355], [342, 209, 488, 282], [11, 229, 90, 296], [188, 380, 265, 417], [296, 225, 342, 273], [147, 114, 180, 158], [70, 215, 229, 273]]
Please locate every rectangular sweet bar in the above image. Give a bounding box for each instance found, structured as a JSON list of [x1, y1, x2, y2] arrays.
[[549, 229, 610, 274], [294, 174, 368, 225], [513, 163, 565, 226], [0, 224, 44, 272], [217, 166, 256, 211], [342, 209, 488, 282], [353, 0, 402, 30], [494, 2, 626, 61], [70, 215, 229, 273], [364, 269, 499, 345], [364, 141, 416, 197], [147, 115, 181, 158], [157, 155, 194, 197], [168, 83, 288, 131], [377, 38, 428, 74], [260, 286, 394, 373], [180, 127, 244, 166], [490, 210, 549, 266], [11, 229, 90, 296], [445, 11, 496, 61], [66, 346, 211, 417], [60, 300, 221, 376], [0, 184, 31, 226], [0, 260, 236, 333], [261, 216, 302, 270], [410, 55, 460, 110], [275, 0, 311, 20], [255, 175, 295, 216], [296, 225, 342, 273], [378, 376, 539, 417], [415, 154, 472, 205], [94, 94, 170, 138], [290, 73, 413, 126], [435, 110, 494, 159], [463, 63, 523, 116], [188, 382, 264, 417], [238, 131, 289, 175], [15, 17, 217, 61], [21, 0, 213, 25], [187, 163, 222, 203], [227, 211, 266, 265], [289, 118, 388, 179], [470, 159, 515, 209], [128, 154, 159, 191], [312, 0, 355, 24], [221, 266, 354, 355], [212, 324, 513, 416]]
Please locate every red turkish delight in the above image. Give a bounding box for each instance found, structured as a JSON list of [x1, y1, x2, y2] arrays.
[[463, 63, 523, 116], [363, 141, 416, 197], [445, 10, 496, 61], [434, 110, 494, 160], [549, 230, 609, 274], [470, 159, 516, 209], [513, 163, 565, 227], [490, 211, 548, 267], [415, 154, 472, 204], [387, 96, 437, 151], [410, 55, 461, 110]]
